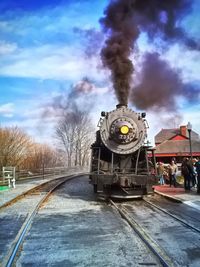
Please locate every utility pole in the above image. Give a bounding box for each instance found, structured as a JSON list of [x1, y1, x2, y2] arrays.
[[187, 122, 192, 159]]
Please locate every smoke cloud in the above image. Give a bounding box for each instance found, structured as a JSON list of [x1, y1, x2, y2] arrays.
[[100, 0, 199, 106], [131, 52, 200, 111], [42, 78, 100, 119], [100, 1, 138, 105], [73, 27, 104, 58]]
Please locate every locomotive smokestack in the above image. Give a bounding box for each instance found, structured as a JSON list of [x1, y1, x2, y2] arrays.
[[116, 104, 127, 109]]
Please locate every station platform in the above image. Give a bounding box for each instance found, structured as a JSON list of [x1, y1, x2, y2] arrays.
[[154, 184, 200, 211]]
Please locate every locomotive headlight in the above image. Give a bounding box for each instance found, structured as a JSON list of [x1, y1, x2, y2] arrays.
[[110, 118, 136, 144], [120, 125, 129, 135]]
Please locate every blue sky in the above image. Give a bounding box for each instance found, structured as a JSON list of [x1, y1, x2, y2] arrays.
[[0, 0, 199, 144]]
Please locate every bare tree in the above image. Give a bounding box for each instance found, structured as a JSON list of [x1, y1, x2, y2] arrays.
[[0, 126, 32, 169], [21, 143, 60, 172], [55, 108, 94, 167], [0, 126, 62, 174]]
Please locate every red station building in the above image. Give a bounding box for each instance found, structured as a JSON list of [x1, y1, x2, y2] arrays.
[[154, 125, 200, 163]]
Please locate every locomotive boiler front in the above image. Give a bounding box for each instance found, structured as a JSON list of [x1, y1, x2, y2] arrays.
[[99, 104, 147, 155]]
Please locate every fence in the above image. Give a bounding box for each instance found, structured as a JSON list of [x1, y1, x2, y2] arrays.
[[0, 166, 88, 185]]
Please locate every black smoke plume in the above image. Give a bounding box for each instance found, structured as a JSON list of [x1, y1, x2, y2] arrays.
[[100, 0, 199, 106], [131, 52, 199, 111], [100, 1, 138, 105]]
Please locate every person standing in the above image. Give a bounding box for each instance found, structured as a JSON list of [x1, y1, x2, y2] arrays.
[[157, 162, 165, 185], [195, 157, 200, 194], [181, 158, 193, 191], [188, 159, 196, 187], [169, 160, 178, 187]]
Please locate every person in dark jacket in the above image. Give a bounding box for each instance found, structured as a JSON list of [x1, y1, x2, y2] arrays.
[[195, 157, 200, 194], [181, 158, 193, 191], [189, 159, 196, 187]]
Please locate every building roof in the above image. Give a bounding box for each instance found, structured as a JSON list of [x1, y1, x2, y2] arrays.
[[155, 140, 200, 154], [155, 128, 199, 144], [155, 129, 180, 144]]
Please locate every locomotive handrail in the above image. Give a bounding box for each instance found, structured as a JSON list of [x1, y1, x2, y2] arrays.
[[97, 147, 101, 175], [135, 147, 141, 175], [97, 118, 103, 127], [144, 118, 149, 129]]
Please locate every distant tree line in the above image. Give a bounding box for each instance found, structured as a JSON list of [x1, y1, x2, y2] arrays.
[[0, 108, 95, 172], [0, 126, 61, 172]]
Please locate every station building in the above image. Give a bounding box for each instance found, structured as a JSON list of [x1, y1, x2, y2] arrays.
[[154, 125, 200, 163]]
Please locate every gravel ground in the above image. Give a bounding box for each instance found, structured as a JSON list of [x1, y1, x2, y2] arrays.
[[17, 176, 162, 267], [122, 200, 200, 267], [0, 194, 44, 266]]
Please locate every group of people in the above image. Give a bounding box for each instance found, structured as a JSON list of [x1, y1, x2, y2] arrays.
[[181, 157, 200, 193], [156, 157, 200, 193], [157, 160, 178, 187]]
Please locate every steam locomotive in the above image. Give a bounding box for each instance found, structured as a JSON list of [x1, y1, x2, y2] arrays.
[[90, 104, 157, 198]]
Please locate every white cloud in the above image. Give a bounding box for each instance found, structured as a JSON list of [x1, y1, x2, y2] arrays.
[[0, 41, 18, 55], [0, 84, 115, 145], [0, 103, 15, 117], [182, 105, 200, 134], [0, 44, 106, 82], [164, 44, 200, 82]]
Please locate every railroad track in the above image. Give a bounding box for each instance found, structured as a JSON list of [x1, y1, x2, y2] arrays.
[[143, 198, 200, 234], [109, 199, 175, 267], [0, 172, 86, 210], [1, 174, 83, 267], [110, 197, 200, 267]]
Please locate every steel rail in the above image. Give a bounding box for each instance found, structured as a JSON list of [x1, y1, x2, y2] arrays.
[[0, 172, 84, 210], [109, 199, 175, 267], [4, 174, 82, 267], [143, 199, 200, 234], [0, 179, 54, 210]]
